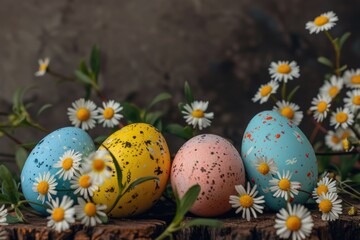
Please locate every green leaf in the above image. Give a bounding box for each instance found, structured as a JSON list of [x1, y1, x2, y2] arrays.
[[350, 173, 360, 183], [154, 119, 163, 132], [0, 193, 11, 204], [178, 184, 200, 217], [90, 44, 100, 80], [317, 56, 333, 67], [184, 81, 194, 103], [145, 111, 164, 126], [337, 65, 348, 73], [0, 165, 19, 203], [184, 218, 223, 228], [15, 147, 28, 172], [178, 102, 185, 112], [339, 32, 351, 49], [94, 135, 108, 144], [165, 124, 193, 140], [75, 70, 97, 89], [287, 86, 300, 102], [37, 104, 52, 116], [340, 155, 358, 180], [123, 176, 159, 195], [98, 214, 109, 224], [14, 207, 25, 223], [147, 92, 172, 110], [6, 214, 23, 224], [122, 102, 142, 123], [78, 59, 89, 75]]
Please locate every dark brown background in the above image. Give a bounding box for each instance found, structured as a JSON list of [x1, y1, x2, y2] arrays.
[[1, 0, 360, 158]]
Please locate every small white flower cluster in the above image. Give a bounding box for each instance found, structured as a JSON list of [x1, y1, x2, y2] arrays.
[[252, 60, 303, 125], [229, 169, 342, 240], [68, 98, 123, 130], [32, 149, 112, 231]]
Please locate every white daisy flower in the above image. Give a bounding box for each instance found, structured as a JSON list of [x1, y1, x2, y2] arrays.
[[312, 176, 337, 199], [46, 196, 75, 232], [83, 150, 112, 186], [275, 203, 314, 240], [32, 171, 58, 203], [75, 198, 107, 227], [269, 170, 301, 201], [96, 100, 124, 128], [70, 171, 99, 199], [330, 107, 354, 129], [252, 80, 279, 104], [325, 128, 354, 151], [344, 89, 360, 112], [319, 76, 343, 98], [310, 94, 331, 122], [67, 98, 97, 130], [343, 69, 360, 88], [53, 150, 82, 181], [273, 100, 303, 125], [253, 156, 278, 176], [268, 61, 300, 83], [0, 205, 8, 225], [229, 182, 265, 221], [35, 58, 50, 77], [182, 100, 214, 130], [316, 192, 342, 221], [305, 11, 338, 34]]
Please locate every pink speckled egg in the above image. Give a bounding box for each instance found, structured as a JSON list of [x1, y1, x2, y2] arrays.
[[171, 134, 245, 217]]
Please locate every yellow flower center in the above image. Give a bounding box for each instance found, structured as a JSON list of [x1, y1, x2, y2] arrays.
[[191, 109, 205, 118], [277, 64, 291, 74], [328, 86, 339, 97], [79, 175, 91, 188], [39, 63, 48, 72], [280, 107, 294, 120], [317, 101, 328, 113], [332, 136, 340, 144], [52, 208, 65, 222], [286, 216, 302, 231], [76, 108, 90, 121], [62, 158, 73, 171], [350, 75, 360, 84], [335, 112, 348, 124], [319, 199, 332, 213], [103, 107, 115, 120], [84, 202, 97, 217], [342, 138, 349, 151], [93, 159, 106, 172], [352, 96, 360, 105], [342, 132, 350, 139], [316, 184, 328, 196], [260, 85, 273, 97], [37, 181, 49, 195], [239, 194, 254, 208], [257, 163, 270, 175], [278, 178, 291, 191], [314, 16, 329, 26]]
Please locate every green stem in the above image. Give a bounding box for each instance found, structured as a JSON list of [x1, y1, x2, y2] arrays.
[[324, 31, 341, 76], [0, 129, 30, 151], [156, 223, 180, 240], [18, 200, 47, 208], [298, 189, 312, 196], [271, 94, 278, 103], [349, 125, 360, 141]]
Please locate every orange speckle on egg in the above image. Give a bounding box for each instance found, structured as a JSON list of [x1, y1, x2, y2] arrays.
[[266, 116, 273, 120], [275, 134, 281, 138]]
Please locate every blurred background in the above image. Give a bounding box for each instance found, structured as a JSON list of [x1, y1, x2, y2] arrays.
[[1, 0, 360, 160]]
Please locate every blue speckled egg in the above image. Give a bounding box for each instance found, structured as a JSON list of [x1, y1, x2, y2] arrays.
[[241, 111, 317, 211], [21, 127, 95, 215]]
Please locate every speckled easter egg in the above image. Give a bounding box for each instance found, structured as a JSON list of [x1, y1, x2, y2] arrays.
[[241, 111, 318, 211], [171, 134, 245, 217], [21, 127, 96, 215], [92, 123, 171, 217]]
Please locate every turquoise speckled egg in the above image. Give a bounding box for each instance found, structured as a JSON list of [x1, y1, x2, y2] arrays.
[[241, 111, 318, 211], [20, 127, 95, 215]]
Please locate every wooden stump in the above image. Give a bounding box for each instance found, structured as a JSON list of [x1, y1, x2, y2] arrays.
[[0, 202, 359, 239]]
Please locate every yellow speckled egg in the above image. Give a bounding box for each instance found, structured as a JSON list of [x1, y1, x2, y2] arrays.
[[92, 123, 170, 217]]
